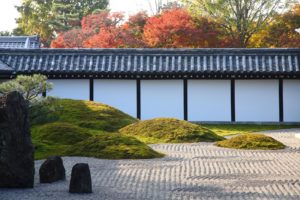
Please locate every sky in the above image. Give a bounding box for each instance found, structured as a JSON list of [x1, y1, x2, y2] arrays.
[[0, 0, 165, 32]]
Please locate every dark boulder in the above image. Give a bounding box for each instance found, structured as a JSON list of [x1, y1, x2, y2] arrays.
[[0, 91, 34, 188], [69, 163, 92, 193], [39, 156, 66, 183]]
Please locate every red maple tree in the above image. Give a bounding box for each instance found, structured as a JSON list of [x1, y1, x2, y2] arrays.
[[51, 9, 227, 48], [143, 8, 221, 48], [51, 29, 93, 48]]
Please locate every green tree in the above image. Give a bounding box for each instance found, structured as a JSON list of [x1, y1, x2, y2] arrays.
[[15, 0, 53, 46], [15, 0, 108, 46], [51, 0, 81, 32], [0, 74, 52, 102], [182, 0, 296, 47], [51, 0, 111, 32]]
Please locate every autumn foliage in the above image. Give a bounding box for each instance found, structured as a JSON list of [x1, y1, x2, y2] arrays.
[[251, 4, 300, 48], [83, 11, 148, 48], [51, 29, 92, 48], [51, 10, 149, 48], [51, 6, 300, 48], [143, 9, 198, 47], [51, 8, 223, 48], [143, 9, 222, 48]]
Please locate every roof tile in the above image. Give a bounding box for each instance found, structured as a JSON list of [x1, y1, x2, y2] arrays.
[[0, 48, 299, 75], [0, 36, 40, 49]]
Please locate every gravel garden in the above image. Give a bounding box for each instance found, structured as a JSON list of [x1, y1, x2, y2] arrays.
[[1, 75, 300, 199]]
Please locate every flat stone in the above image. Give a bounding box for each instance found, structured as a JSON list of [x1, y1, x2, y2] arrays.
[[39, 156, 66, 183], [69, 163, 92, 193], [0, 91, 34, 188]]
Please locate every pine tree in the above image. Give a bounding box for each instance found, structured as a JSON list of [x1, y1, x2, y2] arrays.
[[51, 0, 81, 32]]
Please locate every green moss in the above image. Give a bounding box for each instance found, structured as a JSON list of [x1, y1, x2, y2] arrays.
[[32, 122, 92, 145], [203, 124, 300, 137], [52, 99, 137, 132], [31, 98, 137, 132], [216, 134, 285, 150], [33, 140, 68, 160], [30, 98, 162, 160], [32, 124, 163, 160], [119, 118, 225, 143], [65, 133, 164, 159]]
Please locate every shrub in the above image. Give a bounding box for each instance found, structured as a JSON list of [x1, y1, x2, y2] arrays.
[[216, 134, 285, 150], [29, 97, 62, 126], [0, 74, 52, 102], [119, 118, 225, 143]]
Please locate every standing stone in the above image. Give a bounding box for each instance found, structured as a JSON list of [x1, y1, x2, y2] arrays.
[[39, 156, 66, 183], [69, 163, 92, 193], [0, 92, 34, 188]]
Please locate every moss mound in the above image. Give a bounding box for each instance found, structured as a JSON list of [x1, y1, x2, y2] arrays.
[[32, 123, 163, 160], [119, 118, 225, 143], [65, 133, 164, 159], [216, 134, 285, 150], [32, 98, 137, 132], [32, 122, 92, 145], [32, 140, 69, 160], [30, 99, 163, 160]]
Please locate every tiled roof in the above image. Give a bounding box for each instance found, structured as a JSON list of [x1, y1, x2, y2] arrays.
[[0, 36, 40, 49], [0, 60, 13, 73], [0, 48, 299, 76]]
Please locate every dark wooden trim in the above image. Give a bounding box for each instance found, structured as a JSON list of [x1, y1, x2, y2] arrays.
[[2, 47, 299, 54], [279, 79, 284, 122], [183, 79, 188, 121], [136, 79, 141, 119], [231, 79, 236, 122], [0, 74, 14, 79], [89, 78, 94, 101]]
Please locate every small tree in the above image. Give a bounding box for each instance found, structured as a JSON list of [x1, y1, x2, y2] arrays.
[[0, 74, 53, 102]]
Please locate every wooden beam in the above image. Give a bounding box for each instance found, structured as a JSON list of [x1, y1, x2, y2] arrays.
[[279, 79, 284, 122], [184, 79, 188, 121], [89, 78, 94, 101], [231, 79, 236, 122], [136, 79, 141, 119]]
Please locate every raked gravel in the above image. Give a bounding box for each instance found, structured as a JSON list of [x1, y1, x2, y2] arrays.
[[1, 129, 300, 200]]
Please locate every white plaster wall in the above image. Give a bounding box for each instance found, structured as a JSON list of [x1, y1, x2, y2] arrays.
[[48, 79, 89, 100], [283, 80, 300, 122], [188, 80, 231, 122], [94, 80, 137, 117], [235, 80, 279, 122], [141, 80, 183, 120]]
